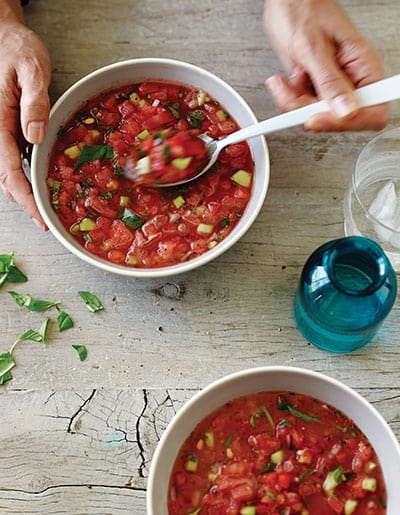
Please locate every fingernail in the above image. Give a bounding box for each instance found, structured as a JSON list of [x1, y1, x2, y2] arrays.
[[265, 75, 281, 92], [330, 94, 359, 118], [304, 115, 322, 131], [27, 121, 45, 143], [32, 217, 47, 231]]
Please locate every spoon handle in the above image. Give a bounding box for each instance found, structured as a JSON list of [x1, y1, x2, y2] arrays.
[[218, 74, 400, 148]]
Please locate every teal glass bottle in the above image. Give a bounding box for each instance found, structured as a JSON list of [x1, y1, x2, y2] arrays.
[[294, 236, 397, 352]]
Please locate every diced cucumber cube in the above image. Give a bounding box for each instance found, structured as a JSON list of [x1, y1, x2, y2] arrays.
[[172, 195, 185, 208], [197, 223, 213, 234], [79, 218, 97, 231], [64, 145, 81, 160], [231, 169, 252, 188], [344, 499, 359, 515], [172, 157, 192, 170]]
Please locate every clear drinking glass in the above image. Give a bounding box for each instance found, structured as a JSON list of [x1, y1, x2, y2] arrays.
[[344, 127, 400, 271], [293, 236, 397, 352]]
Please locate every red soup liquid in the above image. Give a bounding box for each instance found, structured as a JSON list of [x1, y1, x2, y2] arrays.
[[168, 391, 387, 515], [47, 81, 254, 268]]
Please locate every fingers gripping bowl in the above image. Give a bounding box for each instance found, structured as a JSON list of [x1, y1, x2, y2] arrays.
[[147, 366, 400, 514], [31, 58, 269, 278]]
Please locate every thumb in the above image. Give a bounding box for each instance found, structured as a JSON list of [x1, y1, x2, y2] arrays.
[[300, 44, 359, 118], [19, 65, 51, 144]]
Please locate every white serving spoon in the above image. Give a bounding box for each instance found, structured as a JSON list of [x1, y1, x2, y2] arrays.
[[155, 73, 400, 187]]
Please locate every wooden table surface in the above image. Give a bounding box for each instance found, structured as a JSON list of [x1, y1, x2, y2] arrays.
[[1, 1, 399, 513]]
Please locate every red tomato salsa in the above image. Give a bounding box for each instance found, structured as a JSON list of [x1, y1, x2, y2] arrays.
[[168, 391, 387, 515], [47, 81, 254, 268]]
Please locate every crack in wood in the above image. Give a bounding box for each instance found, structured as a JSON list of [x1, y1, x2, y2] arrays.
[[136, 389, 148, 478], [0, 483, 146, 495], [67, 389, 97, 434]]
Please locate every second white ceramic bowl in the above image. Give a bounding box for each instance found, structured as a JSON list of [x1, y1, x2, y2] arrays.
[[147, 366, 400, 514]]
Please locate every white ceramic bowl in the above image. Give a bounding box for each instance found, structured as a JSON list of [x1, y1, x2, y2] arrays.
[[31, 58, 269, 278], [147, 366, 400, 514]]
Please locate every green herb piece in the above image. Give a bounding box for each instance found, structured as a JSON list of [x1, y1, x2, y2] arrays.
[[0, 351, 15, 378], [278, 419, 290, 428], [162, 145, 171, 163], [299, 468, 315, 482], [0, 370, 12, 385], [72, 345, 87, 361], [187, 116, 201, 129], [277, 397, 318, 423], [220, 218, 230, 228], [260, 405, 274, 427], [57, 311, 74, 332], [265, 491, 276, 500], [250, 415, 255, 428], [6, 266, 28, 283], [120, 208, 145, 229], [19, 328, 43, 343], [74, 144, 114, 171], [191, 110, 204, 120], [263, 462, 276, 473], [83, 233, 93, 243], [287, 405, 318, 423], [78, 291, 104, 313], [332, 466, 345, 485], [178, 91, 184, 99], [224, 435, 233, 448], [172, 102, 180, 109], [8, 292, 60, 312], [51, 180, 61, 213], [114, 165, 125, 177], [100, 191, 113, 199], [167, 105, 180, 119], [0, 252, 27, 287], [154, 131, 165, 141], [39, 318, 51, 343]]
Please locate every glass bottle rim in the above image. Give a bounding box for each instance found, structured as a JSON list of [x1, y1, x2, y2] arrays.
[[323, 236, 389, 296]]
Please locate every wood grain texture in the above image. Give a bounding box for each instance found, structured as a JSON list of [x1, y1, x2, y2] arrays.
[[0, 0, 399, 513]]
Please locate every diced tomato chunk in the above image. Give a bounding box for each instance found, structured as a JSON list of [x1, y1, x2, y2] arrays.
[[107, 220, 134, 249]]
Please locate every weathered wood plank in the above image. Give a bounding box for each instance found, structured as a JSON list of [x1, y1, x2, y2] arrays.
[[0, 387, 398, 514]]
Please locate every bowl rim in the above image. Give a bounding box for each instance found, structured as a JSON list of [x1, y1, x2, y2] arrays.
[[146, 365, 400, 514], [31, 57, 270, 278]]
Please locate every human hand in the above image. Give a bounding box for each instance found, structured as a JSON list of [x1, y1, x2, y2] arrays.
[[263, 0, 388, 131], [0, 2, 51, 229]]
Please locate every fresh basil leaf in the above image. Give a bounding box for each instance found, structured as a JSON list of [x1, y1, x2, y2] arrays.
[[78, 291, 104, 313], [0, 253, 27, 287], [6, 265, 28, 283], [57, 311, 74, 332], [0, 253, 14, 272], [8, 291, 30, 307], [0, 351, 15, 377], [28, 299, 60, 312], [74, 144, 114, 171], [40, 318, 51, 343], [120, 208, 144, 229], [8, 292, 60, 312], [72, 345, 87, 361], [19, 329, 43, 342], [0, 370, 13, 385], [0, 274, 8, 287]]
